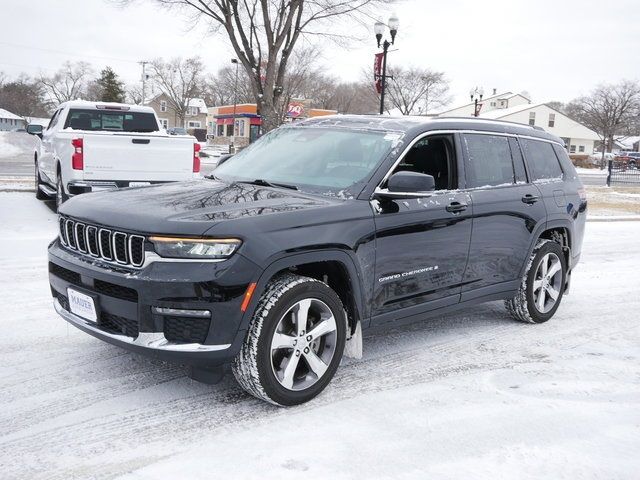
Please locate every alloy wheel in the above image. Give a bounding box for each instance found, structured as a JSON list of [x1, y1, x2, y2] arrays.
[[532, 252, 562, 314], [270, 298, 338, 391]]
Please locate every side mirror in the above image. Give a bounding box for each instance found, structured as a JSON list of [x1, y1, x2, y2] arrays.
[[27, 124, 43, 136], [387, 171, 435, 193]]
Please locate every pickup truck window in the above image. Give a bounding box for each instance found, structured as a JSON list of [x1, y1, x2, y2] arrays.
[[214, 126, 398, 193], [63, 109, 159, 133]]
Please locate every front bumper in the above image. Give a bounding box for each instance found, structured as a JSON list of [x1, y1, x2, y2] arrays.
[[49, 239, 257, 366]]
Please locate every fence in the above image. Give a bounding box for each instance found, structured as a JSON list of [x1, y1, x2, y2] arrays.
[[607, 160, 640, 186]]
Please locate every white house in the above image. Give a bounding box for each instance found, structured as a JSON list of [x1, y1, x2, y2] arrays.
[[437, 90, 531, 117], [0, 108, 26, 131], [478, 103, 600, 154]]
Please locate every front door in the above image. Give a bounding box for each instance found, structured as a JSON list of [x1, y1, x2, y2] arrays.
[[370, 134, 473, 324]]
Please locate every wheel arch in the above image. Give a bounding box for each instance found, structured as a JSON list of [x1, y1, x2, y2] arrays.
[[242, 250, 366, 336], [520, 221, 573, 277]]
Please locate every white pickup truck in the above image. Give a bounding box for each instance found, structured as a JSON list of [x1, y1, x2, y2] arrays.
[[27, 100, 201, 210]]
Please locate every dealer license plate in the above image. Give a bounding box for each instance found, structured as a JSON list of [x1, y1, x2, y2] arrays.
[[67, 288, 97, 322]]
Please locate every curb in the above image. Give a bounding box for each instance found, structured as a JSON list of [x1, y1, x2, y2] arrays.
[[587, 216, 640, 222]]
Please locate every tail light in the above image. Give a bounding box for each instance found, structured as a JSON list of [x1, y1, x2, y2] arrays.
[[193, 143, 201, 173], [71, 138, 83, 170]]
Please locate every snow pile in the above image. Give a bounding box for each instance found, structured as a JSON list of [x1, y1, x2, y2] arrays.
[[0, 132, 24, 158], [0, 131, 35, 160]]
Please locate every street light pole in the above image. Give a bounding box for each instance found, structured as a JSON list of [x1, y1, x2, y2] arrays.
[[231, 58, 239, 154], [469, 86, 484, 117], [374, 14, 399, 115]]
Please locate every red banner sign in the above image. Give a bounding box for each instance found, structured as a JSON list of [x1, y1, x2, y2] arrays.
[[374, 53, 384, 94], [287, 102, 305, 118]]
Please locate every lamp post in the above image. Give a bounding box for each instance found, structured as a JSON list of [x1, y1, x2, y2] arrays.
[[374, 14, 399, 115], [230, 58, 239, 153], [469, 86, 484, 117]]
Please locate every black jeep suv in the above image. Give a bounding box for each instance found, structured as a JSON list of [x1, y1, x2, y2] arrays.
[[49, 115, 587, 406]]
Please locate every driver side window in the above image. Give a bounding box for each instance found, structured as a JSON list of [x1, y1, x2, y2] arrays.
[[387, 135, 456, 190]]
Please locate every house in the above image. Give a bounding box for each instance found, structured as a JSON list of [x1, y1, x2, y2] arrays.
[[207, 101, 336, 149], [145, 92, 208, 132], [0, 108, 26, 131], [478, 103, 600, 154], [437, 90, 531, 117]]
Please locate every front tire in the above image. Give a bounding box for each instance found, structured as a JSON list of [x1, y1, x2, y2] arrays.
[[232, 274, 346, 406], [35, 161, 47, 200], [505, 239, 567, 324], [55, 175, 68, 211]]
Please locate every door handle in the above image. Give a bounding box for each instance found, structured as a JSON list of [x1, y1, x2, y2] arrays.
[[522, 194, 540, 204], [446, 201, 468, 213]]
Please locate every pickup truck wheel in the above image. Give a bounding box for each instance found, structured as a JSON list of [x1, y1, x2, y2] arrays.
[[55, 176, 68, 210], [232, 273, 346, 406], [35, 162, 47, 200], [505, 239, 566, 324]]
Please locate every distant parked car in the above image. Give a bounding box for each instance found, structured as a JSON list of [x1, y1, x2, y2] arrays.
[[167, 127, 188, 135], [615, 151, 640, 168]]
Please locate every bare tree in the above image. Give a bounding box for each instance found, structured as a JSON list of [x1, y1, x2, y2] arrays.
[[385, 66, 451, 115], [126, 83, 145, 105], [127, 0, 394, 132], [149, 57, 205, 124], [38, 61, 93, 105], [202, 65, 253, 107], [0, 74, 50, 117], [566, 80, 640, 158]]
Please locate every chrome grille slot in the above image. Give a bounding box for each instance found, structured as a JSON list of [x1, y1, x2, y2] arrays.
[[112, 232, 128, 264], [99, 229, 113, 260], [75, 223, 87, 253], [59, 217, 67, 245], [86, 226, 99, 257], [58, 216, 145, 268], [65, 220, 76, 249]]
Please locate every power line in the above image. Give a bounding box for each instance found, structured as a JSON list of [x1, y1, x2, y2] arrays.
[[0, 41, 140, 64]]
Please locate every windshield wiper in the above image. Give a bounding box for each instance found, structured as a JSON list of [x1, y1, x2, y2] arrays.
[[237, 179, 299, 191]]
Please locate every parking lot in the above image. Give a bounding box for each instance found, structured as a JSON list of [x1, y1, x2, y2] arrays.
[[0, 190, 639, 479]]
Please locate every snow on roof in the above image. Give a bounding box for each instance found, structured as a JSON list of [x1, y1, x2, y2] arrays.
[[616, 136, 640, 149], [24, 117, 50, 127], [436, 91, 514, 115], [187, 98, 208, 114], [478, 102, 542, 119], [0, 108, 24, 121]]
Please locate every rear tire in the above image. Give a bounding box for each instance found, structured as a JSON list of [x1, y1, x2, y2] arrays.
[[505, 239, 567, 324], [232, 273, 346, 406], [35, 161, 47, 200]]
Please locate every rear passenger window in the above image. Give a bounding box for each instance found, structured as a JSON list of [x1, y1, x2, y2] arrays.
[[521, 139, 563, 181], [463, 134, 515, 188]]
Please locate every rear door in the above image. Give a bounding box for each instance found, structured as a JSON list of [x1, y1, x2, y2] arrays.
[[461, 133, 547, 300]]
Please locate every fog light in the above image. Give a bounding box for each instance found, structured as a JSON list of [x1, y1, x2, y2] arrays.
[[152, 307, 211, 318]]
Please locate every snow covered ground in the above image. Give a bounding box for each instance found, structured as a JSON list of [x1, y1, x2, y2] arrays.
[[1, 192, 639, 480]]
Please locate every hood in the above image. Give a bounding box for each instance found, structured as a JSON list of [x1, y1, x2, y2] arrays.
[[60, 180, 340, 236]]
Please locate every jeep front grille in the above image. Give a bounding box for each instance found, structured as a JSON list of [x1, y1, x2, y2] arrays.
[[58, 216, 145, 268]]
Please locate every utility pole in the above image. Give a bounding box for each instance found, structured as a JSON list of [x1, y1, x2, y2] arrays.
[[139, 61, 149, 105], [231, 58, 239, 154]]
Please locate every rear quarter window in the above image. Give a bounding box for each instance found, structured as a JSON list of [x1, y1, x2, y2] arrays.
[[552, 144, 578, 180], [521, 138, 563, 181]]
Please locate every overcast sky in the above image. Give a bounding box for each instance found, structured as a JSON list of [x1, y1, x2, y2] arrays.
[[1, 0, 639, 109]]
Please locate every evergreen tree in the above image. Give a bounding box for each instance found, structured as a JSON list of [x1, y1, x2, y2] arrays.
[[97, 67, 125, 103]]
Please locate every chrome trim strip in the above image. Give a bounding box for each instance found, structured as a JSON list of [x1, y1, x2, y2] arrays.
[[59, 217, 67, 246], [54, 299, 230, 352], [152, 307, 212, 318], [98, 228, 113, 260], [75, 222, 87, 253]]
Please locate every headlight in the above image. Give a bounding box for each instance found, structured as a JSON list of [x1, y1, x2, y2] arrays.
[[149, 236, 241, 260]]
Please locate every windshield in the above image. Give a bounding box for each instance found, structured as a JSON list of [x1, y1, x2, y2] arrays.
[[64, 109, 159, 133], [214, 126, 401, 195]]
